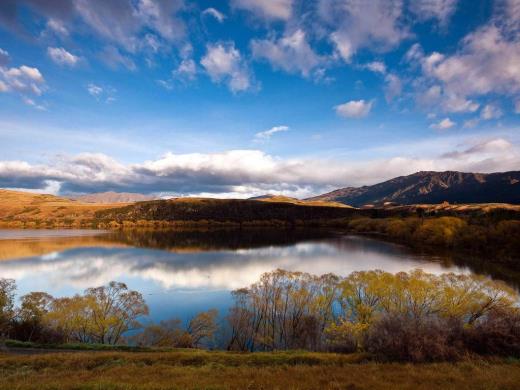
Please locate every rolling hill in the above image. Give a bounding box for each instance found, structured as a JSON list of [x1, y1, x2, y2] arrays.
[[307, 171, 520, 207], [69, 191, 156, 203]]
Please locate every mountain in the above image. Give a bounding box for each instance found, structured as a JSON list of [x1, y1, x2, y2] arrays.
[[307, 171, 520, 207], [70, 191, 156, 204]]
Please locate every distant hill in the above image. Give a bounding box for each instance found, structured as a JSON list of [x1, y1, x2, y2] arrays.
[[70, 191, 156, 204], [249, 194, 351, 208], [307, 171, 520, 207]]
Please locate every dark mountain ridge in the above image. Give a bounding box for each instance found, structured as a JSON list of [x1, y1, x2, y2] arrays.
[[307, 171, 520, 207]]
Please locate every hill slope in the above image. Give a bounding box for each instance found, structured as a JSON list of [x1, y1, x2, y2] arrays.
[[70, 191, 155, 203], [307, 171, 520, 207]]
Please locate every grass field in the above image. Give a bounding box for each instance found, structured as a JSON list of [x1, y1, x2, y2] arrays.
[[0, 349, 519, 389]]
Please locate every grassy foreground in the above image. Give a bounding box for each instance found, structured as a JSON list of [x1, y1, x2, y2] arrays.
[[1, 350, 519, 389]]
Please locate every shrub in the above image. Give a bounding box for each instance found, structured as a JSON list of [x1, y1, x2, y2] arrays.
[[364, 314, 463, 362], [464, 308, 520, 357]]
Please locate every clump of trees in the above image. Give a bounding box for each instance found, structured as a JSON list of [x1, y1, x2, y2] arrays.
[[227, 269, 520, 361], [0, 280, 219, 349], [348, 216, 520, 259], [2, 269, 520, 362], [1, 281, 149, 345]]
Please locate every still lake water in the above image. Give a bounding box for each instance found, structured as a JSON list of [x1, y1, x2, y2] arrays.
[[0, 228, 509, 324]]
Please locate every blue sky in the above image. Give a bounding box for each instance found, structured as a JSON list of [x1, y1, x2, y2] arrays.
[[0, 0, 519, 197]]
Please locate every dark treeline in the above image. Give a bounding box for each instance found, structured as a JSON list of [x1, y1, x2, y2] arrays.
[[2, 269, 520, 362]]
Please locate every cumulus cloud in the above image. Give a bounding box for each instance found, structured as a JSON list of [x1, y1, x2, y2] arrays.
[[202, 7, 226, 23], [407, 4, 520, 115], [47, 47, 81, 67], [1, 136, 519, 197], [334, 99, 373, 118], [254, 125, 289, 141], [231, 0, 293, 21], [200, 42, 252, 93], [430, 117, 455, 130], [0, 57, 46, 99], [251, 29, 324, 78], [320, 0, 409, 62]]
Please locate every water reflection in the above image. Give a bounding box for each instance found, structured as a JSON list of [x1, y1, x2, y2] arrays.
[[0, 228, 515, 322]]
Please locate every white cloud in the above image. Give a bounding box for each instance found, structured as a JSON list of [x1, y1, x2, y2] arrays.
[[430, 117, 455, 130], [231, 0, 293, 20], [254, 125, 289, 141], [409, 0, 458, 26], [1, 135, 519, 197], [0, 64, 45, 95], [320, 0, 409, 62], [200, 42, 252, 93], [86, 83, 116, 103], [47, 47, 81, 67], [251, 30, 323, 77], [515, 100, 520, 114], [202, 7, 226, 23], [480, 104, 503, 120], [334, 99, 373, 118], [87, 83, 103, 96], [408, 10, 520, 112], [364, 61, 386, 74]]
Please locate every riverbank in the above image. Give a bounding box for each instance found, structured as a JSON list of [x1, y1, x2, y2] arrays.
[[0, 349, 519, 389]]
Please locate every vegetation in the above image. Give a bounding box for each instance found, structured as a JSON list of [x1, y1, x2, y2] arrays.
[[347, 216, 520, 261], [2, 269, 520, 364], [2, 351, 520, 389]]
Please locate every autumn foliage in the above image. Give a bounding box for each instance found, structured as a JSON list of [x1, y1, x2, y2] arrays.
[[2, 269, 520, 362]]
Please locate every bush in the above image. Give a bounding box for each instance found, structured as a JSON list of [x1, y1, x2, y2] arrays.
[[365, 314, 463, 362], [464, 308, 520, 357]]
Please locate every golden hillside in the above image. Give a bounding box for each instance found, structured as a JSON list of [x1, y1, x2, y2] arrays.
[[253, 195, 351, 208], [0, 189, 126, 228]]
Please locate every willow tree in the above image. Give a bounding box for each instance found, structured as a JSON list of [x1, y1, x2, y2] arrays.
[[85, 281, 149, 345]]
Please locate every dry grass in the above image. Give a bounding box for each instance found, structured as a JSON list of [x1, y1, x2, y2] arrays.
[[0, 350, 519, 389], [0, 189, 124, 227]]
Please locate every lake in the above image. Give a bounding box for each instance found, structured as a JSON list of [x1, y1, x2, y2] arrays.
[[0, 228, 513, 325]]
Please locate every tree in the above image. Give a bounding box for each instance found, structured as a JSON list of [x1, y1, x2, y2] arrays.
[[85, 281, 149, 345], [45, 295, 94, 343], [0, 278, 16, 338], [187, 309, 218, 348], [18, 292, 54, 342], [132, 318, 185, 347]]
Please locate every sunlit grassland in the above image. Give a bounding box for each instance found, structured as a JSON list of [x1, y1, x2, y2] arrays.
[[0, 350, 519, 389]]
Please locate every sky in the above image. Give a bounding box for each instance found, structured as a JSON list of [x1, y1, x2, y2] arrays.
[[0, 0, 519, 198]]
